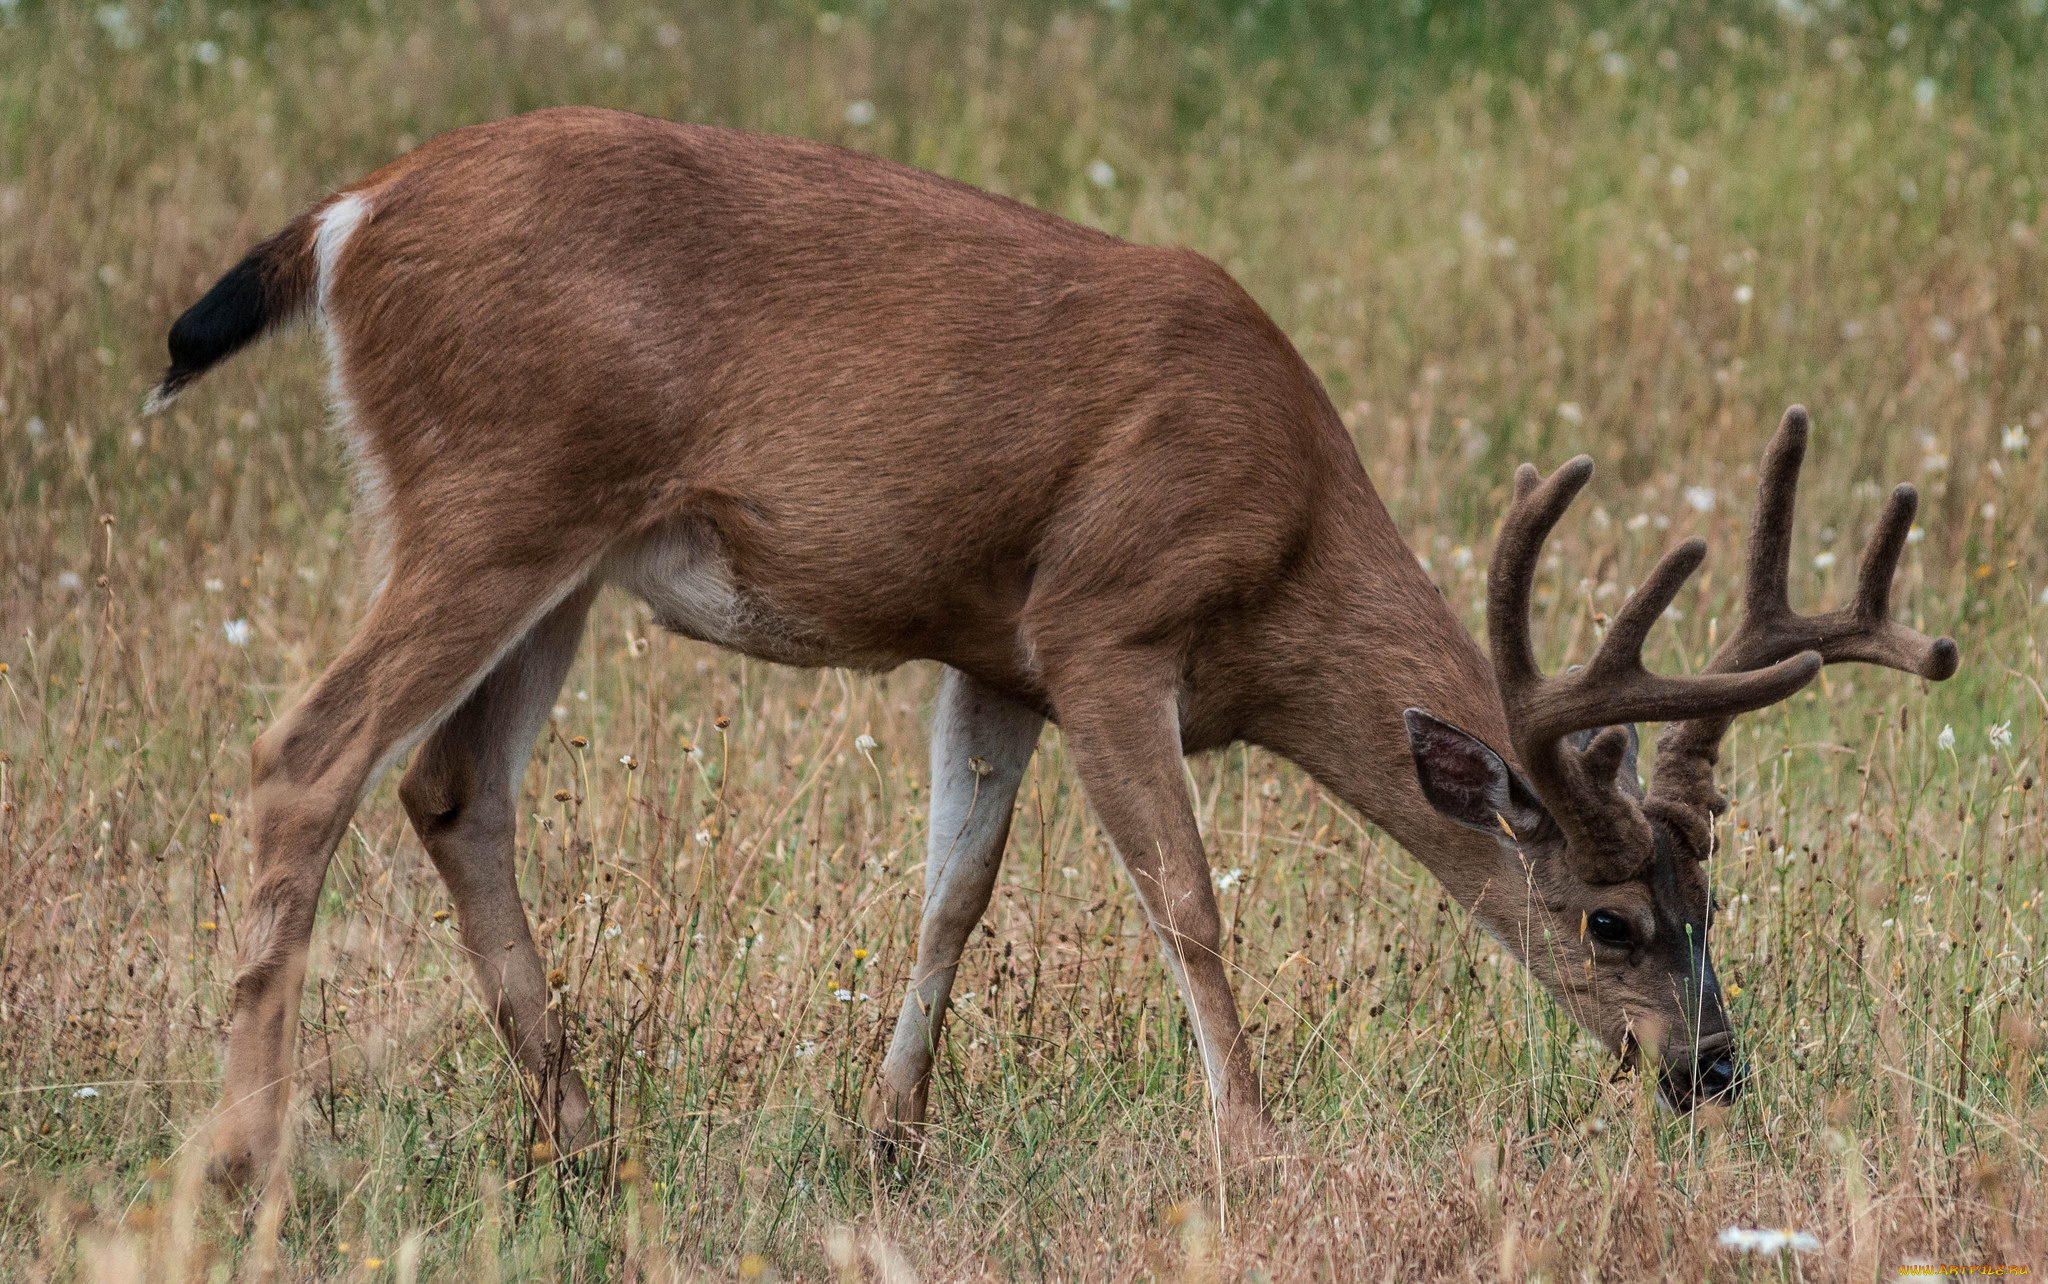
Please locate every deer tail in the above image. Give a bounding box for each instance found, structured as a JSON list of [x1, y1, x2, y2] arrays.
[[141, 202, 331, 415]]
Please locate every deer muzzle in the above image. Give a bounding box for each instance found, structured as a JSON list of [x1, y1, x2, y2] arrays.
[[1656, 1031, 1746, 1111]]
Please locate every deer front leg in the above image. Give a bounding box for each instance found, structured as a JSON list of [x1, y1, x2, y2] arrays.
[[1046, 652, 1274, 1161], [399, 582, 601, 1163], [868, 668, 1042, 1158]]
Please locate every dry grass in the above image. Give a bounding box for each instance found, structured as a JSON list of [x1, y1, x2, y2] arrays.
[[1, 0, 2044, 1278]]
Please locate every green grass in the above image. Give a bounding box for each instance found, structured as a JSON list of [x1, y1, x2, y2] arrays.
[[1, 0, 2044, 1278]]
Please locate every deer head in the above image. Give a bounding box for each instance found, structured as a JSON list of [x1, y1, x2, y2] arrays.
[[1406, 406, 1957, 1109]]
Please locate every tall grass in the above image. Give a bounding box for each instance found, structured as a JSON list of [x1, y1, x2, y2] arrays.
[[1, 0, 2043, 1278]]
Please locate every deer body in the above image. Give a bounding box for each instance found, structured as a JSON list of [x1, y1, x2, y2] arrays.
[[150, 108, 1953, 1188]]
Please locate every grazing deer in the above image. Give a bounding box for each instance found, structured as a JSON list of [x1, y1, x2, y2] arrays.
[[146, 107, 1955, 1188]]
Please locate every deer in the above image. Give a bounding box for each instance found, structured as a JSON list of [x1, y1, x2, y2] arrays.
[[143, 107, 1957, 1190]]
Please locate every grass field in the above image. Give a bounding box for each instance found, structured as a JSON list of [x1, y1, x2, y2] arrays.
[[2, 0, 2045, 1278]]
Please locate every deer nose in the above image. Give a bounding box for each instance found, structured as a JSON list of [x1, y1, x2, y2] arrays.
[[1695, 1055, 1742, 1100], [1657, 1041, 1745, 1110]]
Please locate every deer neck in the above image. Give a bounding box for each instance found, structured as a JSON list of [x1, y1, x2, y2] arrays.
[[1238, 486, 1520, 903]]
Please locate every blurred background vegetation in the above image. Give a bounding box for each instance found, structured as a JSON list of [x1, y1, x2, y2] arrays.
[[2, 0, 2043, 1279]]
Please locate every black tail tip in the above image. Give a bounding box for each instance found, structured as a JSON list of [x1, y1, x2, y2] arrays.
[[149, 243, 282, 413]]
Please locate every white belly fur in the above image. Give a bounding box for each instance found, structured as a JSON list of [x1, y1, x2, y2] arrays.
[[604, 520, 846, 667]]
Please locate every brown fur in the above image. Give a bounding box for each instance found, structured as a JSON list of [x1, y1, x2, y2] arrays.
[[151, 109, 1950, 1185]]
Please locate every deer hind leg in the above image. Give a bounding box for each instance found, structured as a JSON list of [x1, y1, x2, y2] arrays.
[[1041, 649, 1274, 1162], [398, 580, 600, 1163], [208, 546, 600, 1192], [868, 667, 1042, 1158]]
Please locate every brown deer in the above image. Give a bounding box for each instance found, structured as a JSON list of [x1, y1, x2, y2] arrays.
[[145, 107, 1956, 1189]]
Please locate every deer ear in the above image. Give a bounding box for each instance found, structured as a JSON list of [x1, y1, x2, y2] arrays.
[[1404, 709, 1551, 842]]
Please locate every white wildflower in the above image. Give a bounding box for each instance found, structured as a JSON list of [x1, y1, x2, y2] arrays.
[[1989, 722, 2013, 750], [1557, 401, 1584, 425], [843, 100, 875, 127], [57, 571, 83, 591], [1061, 866, 1079, 879], [1450, 546, 1473, 570], [1812, 552, 1836, 571], [1086, 159, 1116, 188], [1906, 526, 1925, 544], [1937, 725, 1955, 752], [1914, 77, 1937, 114], [833, 988, 854, 1002], [1669, 164, 1689, 188], [96, 6, 140, 48], [1929, 316, 1955, 342], [74, 1086, 100, 1099], [1717, 1227, 1821, 1254], [204, 577, 224, 591], [223, 619, 250, 645], [1733, 284, 1754, 305], [604, 923, 622, 939], [1215, 867, 1245, 891], [2004, 424, 2029, 453], [855, 733, 877, 753], [193, 40, 219, 65], [1683, 486, 1715, 513]]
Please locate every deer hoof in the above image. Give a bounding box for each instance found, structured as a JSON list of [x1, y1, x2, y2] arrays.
[[204, 1133, 263, 1195]]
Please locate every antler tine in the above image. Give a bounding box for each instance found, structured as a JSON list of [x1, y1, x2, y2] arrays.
[[1737, 404, 1808, 629], [1838, 483, 1961, 677], [1651, 405, 1960, 846], [1488, 456, 1594, 696], [1855, 483, 1915, 625], [1590, 537, 1708, 676]]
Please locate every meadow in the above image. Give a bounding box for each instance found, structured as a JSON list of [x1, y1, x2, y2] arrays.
[[1, 0, 2044, 1278]]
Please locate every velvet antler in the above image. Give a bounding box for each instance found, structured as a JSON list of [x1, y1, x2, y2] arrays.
[[1487, 443, 1826, 880], [1645, 406, 1959, 857]]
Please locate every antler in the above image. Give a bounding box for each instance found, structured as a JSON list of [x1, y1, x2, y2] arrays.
[[1647, 406, 1959, 852], [1489, 447, 1827, 879]]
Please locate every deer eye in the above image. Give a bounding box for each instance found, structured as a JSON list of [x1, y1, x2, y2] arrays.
[[1587, 910, 1633, 947]]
